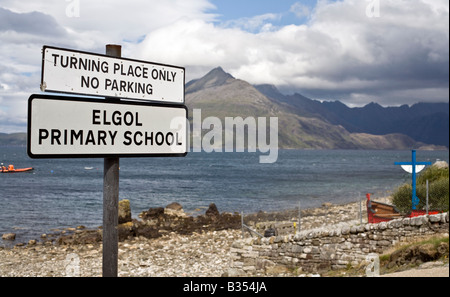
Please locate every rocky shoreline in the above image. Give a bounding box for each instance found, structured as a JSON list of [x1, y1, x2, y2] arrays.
[[2, 198, 368, 248], [0, 201, 245, 277], [0, 198, 448, 277]]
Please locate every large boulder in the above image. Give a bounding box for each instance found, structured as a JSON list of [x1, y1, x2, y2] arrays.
[[387, 242, 444, 268], [437, 242, 449, 256], [133, 224, 159, 239], [2, 233, 16, 241], [166, 202, 183, 211], [432, 160, 448, 169], [418, 244, 438, 262], [118, 199, 132, 224], [140, 207, 165, 220], [205, 203, 220, 217], [165, 202, 186, 217], [134, 202, 241, 238], [118, 221, 134, 241]]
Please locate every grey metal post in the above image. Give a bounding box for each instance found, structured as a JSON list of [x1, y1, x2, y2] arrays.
[[359, 194, 362, 224], [103, 44, 121, 277], [426, 179, 429, 215], [241, 211, 244, 238]]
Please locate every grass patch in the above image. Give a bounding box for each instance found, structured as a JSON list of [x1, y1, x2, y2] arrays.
[[379, 235, 449, 275], [321, 235, 449, 277]]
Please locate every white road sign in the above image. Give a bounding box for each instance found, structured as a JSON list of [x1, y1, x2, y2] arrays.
[[41, 46, 185, 104], [28, 95, 188, 158]]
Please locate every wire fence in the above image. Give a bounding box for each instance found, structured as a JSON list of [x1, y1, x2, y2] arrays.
[[239, 182, 449, 239], [240, 195, 369, 239]]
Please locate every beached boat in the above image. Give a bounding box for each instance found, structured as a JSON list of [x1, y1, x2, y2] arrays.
[[0, 164, 34, 173], [366, 193, 440, 223]]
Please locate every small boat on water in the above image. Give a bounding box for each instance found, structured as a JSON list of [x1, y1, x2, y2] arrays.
[[0, 164, 34, 173]]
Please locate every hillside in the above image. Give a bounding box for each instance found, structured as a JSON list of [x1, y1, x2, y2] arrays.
[[0, 133, 27, 146], [185, 67, 430, 150]]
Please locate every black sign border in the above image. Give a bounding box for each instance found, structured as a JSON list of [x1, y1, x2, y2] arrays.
[[41, 45, 186, 105], [27, 94, 188, 159]]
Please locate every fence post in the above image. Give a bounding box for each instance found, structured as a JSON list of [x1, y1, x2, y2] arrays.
[[359, 193, 362, 224], [241, 211, 244, 239], [426, 179, 429, 215]]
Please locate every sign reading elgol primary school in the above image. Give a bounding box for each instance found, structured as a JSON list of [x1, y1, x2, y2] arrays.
[[41, 46, 185, 104], [31, 44, 187, 278], [27, 95, 188, 158]]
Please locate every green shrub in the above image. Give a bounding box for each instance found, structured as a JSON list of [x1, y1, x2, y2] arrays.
[[392, 166, 449, 213], [417, 166, 449, 184], [392, 184, 413, 213]]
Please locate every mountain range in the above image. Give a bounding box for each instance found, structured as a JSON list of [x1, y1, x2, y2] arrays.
[[1, 67, 448, 150], [0, 132, 27, 146], [185, 67, 448, 150]]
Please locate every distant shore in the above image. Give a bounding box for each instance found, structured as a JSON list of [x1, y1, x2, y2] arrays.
[[1, 132, 449, 151]]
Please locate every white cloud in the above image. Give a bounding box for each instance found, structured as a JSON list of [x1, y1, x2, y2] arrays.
[[290, 2, 311, 19], [1, 0, 216, 49], [134, 0, 448, 106], [0, 0, 448, 132], [221, 13, 281, 33], [0, 0, 216, 132]]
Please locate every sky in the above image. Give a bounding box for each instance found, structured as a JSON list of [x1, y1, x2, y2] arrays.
[[0, 0, 449, 133]]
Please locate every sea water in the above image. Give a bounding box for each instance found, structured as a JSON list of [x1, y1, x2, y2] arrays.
[[0, 146, 448, 246]]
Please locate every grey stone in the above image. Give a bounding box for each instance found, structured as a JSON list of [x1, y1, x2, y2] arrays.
[[256, 259, 276, 270], [227, 268, 246, 277], [291, 245, 303, 253], [232, 241, 245, 249], [303, 247, 312, 253], [377, 240, 391, 246], [274, 236, 284, 243], [429, 214, 441, 223], [341, 226, 350, 235]]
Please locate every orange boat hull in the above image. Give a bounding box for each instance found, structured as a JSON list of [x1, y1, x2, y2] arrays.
[[1, 167, 34, 173]]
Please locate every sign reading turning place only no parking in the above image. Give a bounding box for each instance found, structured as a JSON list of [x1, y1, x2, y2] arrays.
[[41, 46, 185, 104], [27, 95, 188, 158]]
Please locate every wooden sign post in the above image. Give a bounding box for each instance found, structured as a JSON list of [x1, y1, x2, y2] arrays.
[[102, 44, 121, 277]]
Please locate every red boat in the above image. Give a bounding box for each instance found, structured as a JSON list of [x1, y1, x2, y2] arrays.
[[366, 193, 440, 223], [0, 164, 34, 173]]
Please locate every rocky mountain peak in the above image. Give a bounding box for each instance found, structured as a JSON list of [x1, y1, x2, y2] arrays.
[[186, 67, 235, 94]]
